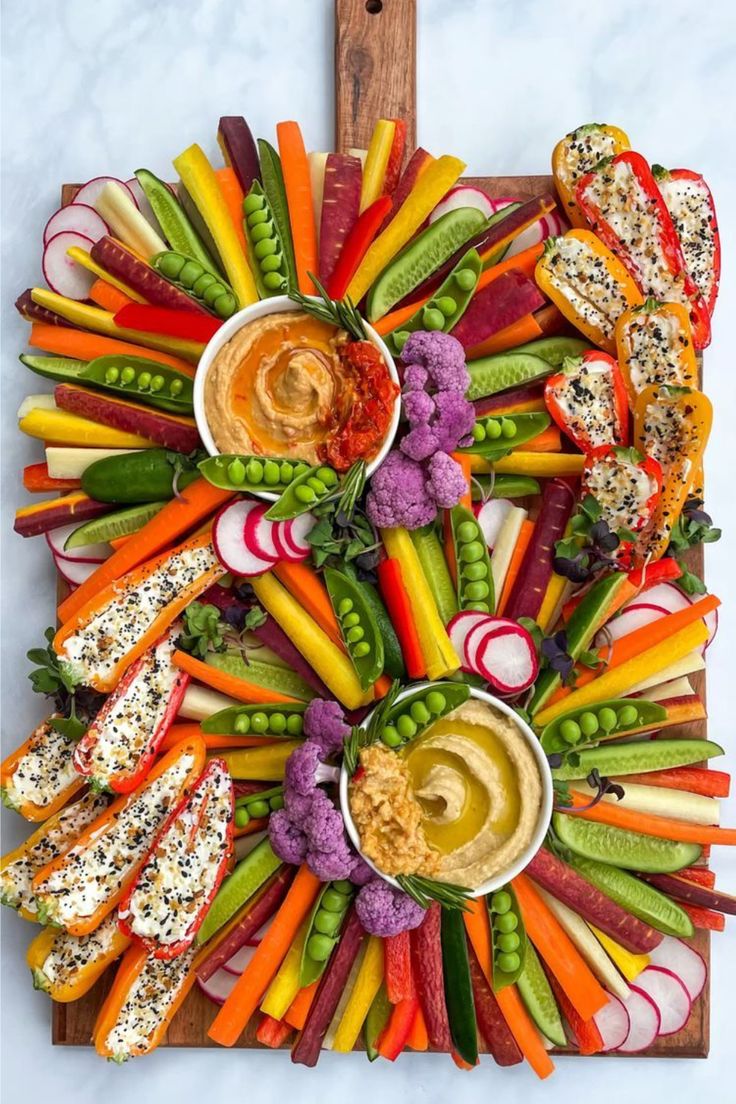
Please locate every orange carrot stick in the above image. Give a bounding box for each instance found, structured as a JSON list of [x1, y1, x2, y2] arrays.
[[215, 167, 248, 255], [547, 974, 603, 1055], [28, 323, 196, 377], [277, 121, 318, 294], [497, 520, 535, 616], [273, 561, 343, 647], [513, 873, 607, 1020], [463, 897, 493, 983], [466, 312, 543, 360], [208, 865, 321, 1046], [406, 1005, 429, 1051], [451, 451, 473, 510], [284, 980, 319, 1030], [494, 986, 555, 1080], [88, 278, 135, 313], [566, 791, 736, 845], [158, 723, 279, 753], [57, 479, 232, 623], [515, 425, 562, 454], [172, 651, 301, 706]]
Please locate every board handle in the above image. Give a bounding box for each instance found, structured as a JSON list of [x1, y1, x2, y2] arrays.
[[334, 0, 417, 151]]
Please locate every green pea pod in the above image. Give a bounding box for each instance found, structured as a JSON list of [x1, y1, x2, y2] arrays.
[[234, 785, 285, 827], [152, 251, 237, 319], [471, 474, 541, 501], [342, 565, 405, 681], [243, 181, 290, 297], [135, 168, 220, 272], [300, 881, 353, 987], [324, 568, 384, 690], [450, 504, 495, 614], [198, 453, 311, 494], [257, 139, 298, 292], [380, 681, 470, 749], [440, 907, 478, 1065], [201, 702, 308, 737], [81, 448, 201, 504], [459, 412, 552, 458], [20, 353, 194, 415], [386, 247, 482, 356], [264, 464, 339, 521], [539, 698, 668, 754], [488, 884, 526, 992]]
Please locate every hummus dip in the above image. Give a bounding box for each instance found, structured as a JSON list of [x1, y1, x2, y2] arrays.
[[203, 310, 397, 470], [350, 699, 543, 890]]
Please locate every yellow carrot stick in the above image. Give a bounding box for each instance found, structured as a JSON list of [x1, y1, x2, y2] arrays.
[[260, 918, 311, 1021], [331, 935, 384, 1053], [360, 120, 396, 211], [588, 926, 650, 982], [19, 407, 153, 448], [471, 452, 585, 478]]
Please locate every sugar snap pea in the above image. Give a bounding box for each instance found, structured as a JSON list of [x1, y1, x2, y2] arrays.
[[300, 880, 354, 986], [198, 453, 311, 495], [264, 464, 339, 520], [20, 353, 194, 415], [325, 568, 384, 690], [243, 182, 291, 297], [386, 247, 482, 356], [488, 884, 526, 991], [460, 411, 551, 458], [379, 681, 470, 749], [539, 697, 667, 755], [135, 168, 219, 272], [257, 139, 298, 292], [234, 785, 284, 828], [201, 702, 307, 737], [470, 474, 541, 501], [450, 504, 495, 614], [152, 251, 237, 319]]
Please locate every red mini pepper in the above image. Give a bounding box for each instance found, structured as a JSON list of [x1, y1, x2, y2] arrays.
[[326, 195, 393, 300], [575, 151, 711, 349], [376, 557, 426, 679], [117, 757, 234, 958], [114, 304, 222, 344], [653, 165, 721, 317], [73, 623, 189, 794], [582, 444, 662, 568], [545, 350, 630, 451]]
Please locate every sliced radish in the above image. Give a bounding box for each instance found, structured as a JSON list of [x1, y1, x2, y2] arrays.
[[243, 503, 280, 563], [212, 499, 274, 577], [633, 966, 691, 1036], [626, 582, 692, 616], [465, 619, 538, 693], [222, 939, 261, 976], [72, 176, 136, 209], [197, 967, 239, 1005], [125, 177, 162, 229], [617, 987, 661, 1052], [647, 936, 707, 1003], [43, 204, 109, 247], [488, 196, 522, 213], [53, 552, 100, 586], [474, 498, 513, 550], [46, 522, 110, 563], [593, 993, 630, 1052], [595, 603, 670, 646], [463, 617, 511, 674], [448, 612, 493, 672], [503, 216, 548, 258], [429, 185, 495, 224], [272, 515, 313, 563], [42, 232, 96, 300]]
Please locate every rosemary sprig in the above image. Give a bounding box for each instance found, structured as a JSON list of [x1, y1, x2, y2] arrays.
[[336, 460, 367, 522], [396, 874, 472, 912], [343, 678, 402, 775], [289, 274, 367, 341]]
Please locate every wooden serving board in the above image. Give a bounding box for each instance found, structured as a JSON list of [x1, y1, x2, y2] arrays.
[[52, 0, 709, 1058]]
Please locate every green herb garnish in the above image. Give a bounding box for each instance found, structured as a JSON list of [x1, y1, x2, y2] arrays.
[[396, 874, 472, 912], [343, 679, 402, 775], [289, 274, 367, 341]]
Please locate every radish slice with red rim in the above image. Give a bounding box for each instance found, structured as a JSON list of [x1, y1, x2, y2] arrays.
[[487, 196, 521, 213], [626, 582, 692, 615], [464, 618, 538, 692], [595, 603, 669, 646], [428, 185, 495, 224], [42, 232, 96, 301], [647, 935, 707, 1002], [221, 939, 261, 976], [276, 512, 316, 560], [617, 987, 661, 1052], [243, 503, 280, 563], [632, 966, 691, 1036], [72, 176, 137, 209], [43, 205, 109, 247], [52, 552, 100, 586], [593, 993, 630, 1052], [212, 499, 274, 576], [474, 498, 513, 550], [503, 217, 548, 258], [448, 611, 494, 672], [46, 522, 110, 563], [197, 966, 239, 1005]]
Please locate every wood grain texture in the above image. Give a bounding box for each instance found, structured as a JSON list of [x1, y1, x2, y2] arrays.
[[335, 0, 416, 150]]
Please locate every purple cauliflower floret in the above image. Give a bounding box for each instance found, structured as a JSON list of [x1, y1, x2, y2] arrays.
[[304, 789, 346, 852], [365, 451, 436, 530], [400, 423, 440, 462], [307, 834, 356, 882], [303, 698, 350, 756], [401, 331, 469, 394], [355, 878, 426, 936], [269, 809, 308, 865], [284, 741, 323, 796], [402, 388, 434, 427], [348, 853, 376, 887], [283, 789, 315, 824], [432, 389, 476, 451], [426, 451, 468, 509]]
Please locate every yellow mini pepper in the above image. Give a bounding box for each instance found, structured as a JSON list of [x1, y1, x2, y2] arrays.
[[27, 917, 130, 1002], [615, 299, 698, 407], [551, 123, 630, 228]]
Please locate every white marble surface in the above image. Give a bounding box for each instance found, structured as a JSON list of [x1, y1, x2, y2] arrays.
[[1, 0, 735, 1100]]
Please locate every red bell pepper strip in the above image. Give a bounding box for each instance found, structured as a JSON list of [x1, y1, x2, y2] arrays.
[[582, 445, 662, 568], [73, 623, 189, 794], [377, 996, 420, 1061], [113, 304, 222, 344], [653, 166, 720, 317], [383, 119, 408, 196], [376, 558, 427, 679], [256, 1013, 293, 1048], [544, 350, 629, 451], [326, 195, 393, 300], [575, 151, 711, 349], [384, 931, 415, 1004], [117, 757, 233, 958], [679, 901, 725, 932]]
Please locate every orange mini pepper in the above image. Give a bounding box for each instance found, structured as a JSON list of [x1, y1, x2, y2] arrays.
[[615, 298, 698, 407]]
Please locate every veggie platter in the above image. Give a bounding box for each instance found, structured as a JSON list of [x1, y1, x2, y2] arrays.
[[2, 2, 731, 1077]]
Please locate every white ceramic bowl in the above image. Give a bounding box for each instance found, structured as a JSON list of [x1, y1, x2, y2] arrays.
[[339, 683, 553, 899], [193, 294, 401, 500]]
